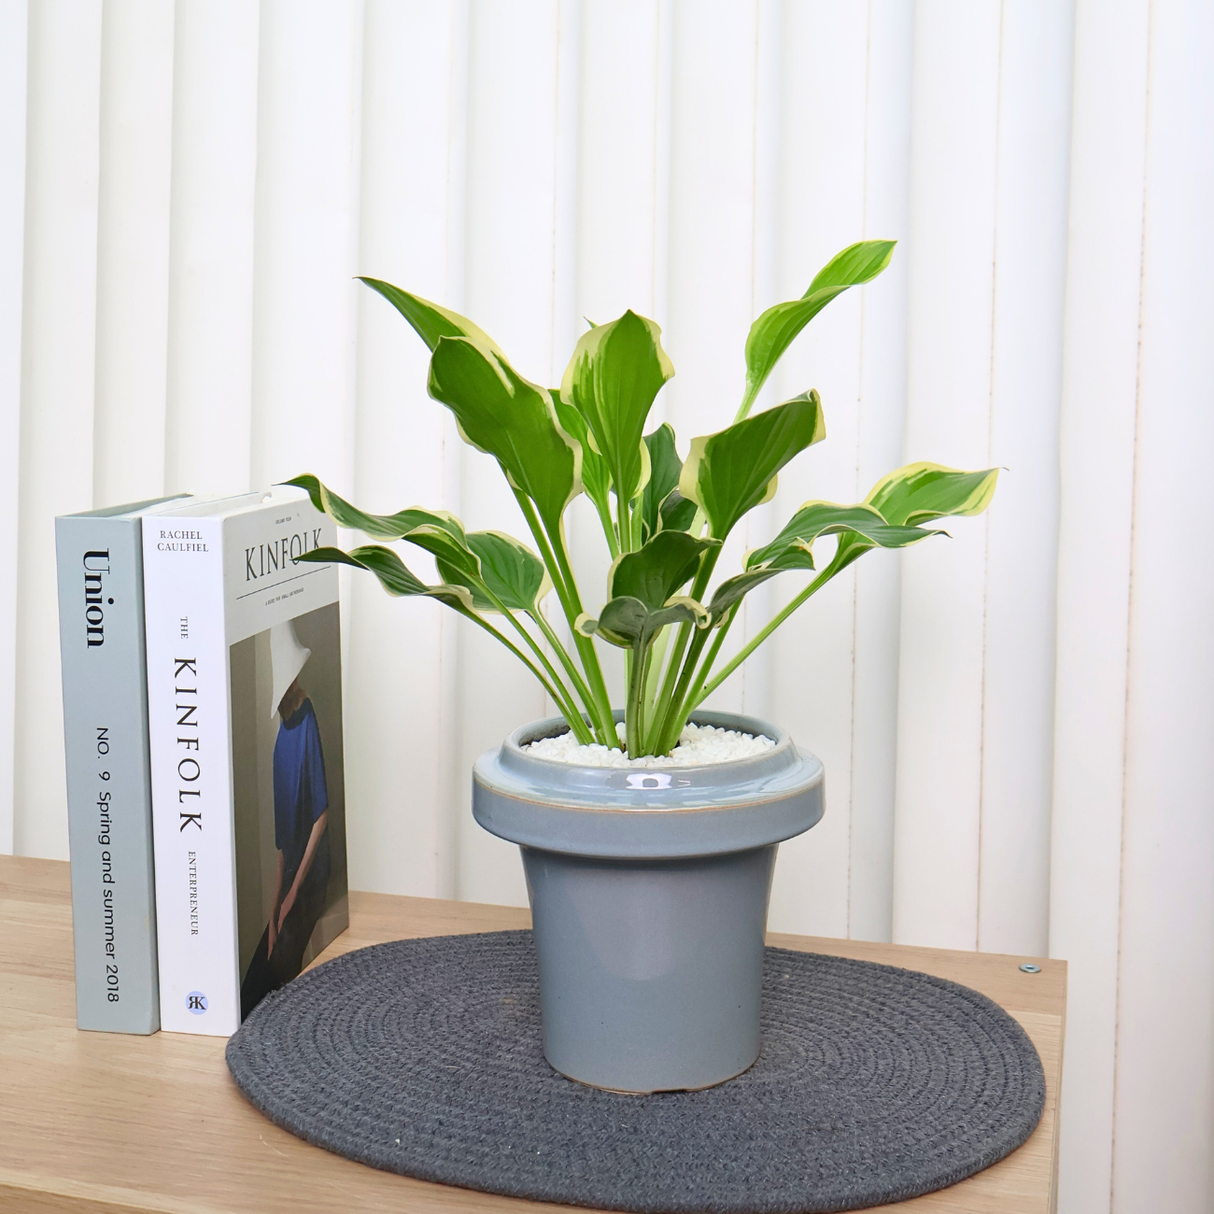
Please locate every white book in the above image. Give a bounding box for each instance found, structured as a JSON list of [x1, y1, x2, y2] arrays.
[[143, 486, 349, 1036]]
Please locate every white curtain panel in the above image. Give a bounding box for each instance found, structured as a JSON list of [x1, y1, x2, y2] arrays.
[[3, 1, 1212, 1210]]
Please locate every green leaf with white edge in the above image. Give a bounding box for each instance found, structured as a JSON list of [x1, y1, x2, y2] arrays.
[[359, 278, 504, 358], [436, 530, 551, 613], [707, 544, 817, 622], [398, 522, 482, 584], [297, 544, 476, 613], [608, 530, 719, 609], [679, 390, 826, 541], [427, 336, 581, 535], [555, 396, 612, 518], [865, 461, 999, 526], [641, 423, 682, 541], [739, 240, 895, 418], [745, 501, 941, 570], [284, 474, 466, 542], [581, 595, 709, 650], [828, 463, 1000, 578], [560, 311, 673, 505]]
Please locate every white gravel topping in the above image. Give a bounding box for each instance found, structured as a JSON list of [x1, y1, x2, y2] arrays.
[[523, 721, 775, 767]]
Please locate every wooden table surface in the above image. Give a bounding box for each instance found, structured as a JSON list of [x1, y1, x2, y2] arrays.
[[0, 855, 1065, 1214]]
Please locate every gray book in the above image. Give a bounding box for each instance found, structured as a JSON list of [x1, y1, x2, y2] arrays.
[[55, 496, 189, 1033]]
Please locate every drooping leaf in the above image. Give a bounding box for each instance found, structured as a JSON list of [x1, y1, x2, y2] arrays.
[[579, 595, 709, 650], [707, 544, 817, 621], [359, 278, 504, 357], [297, 544, 475, 613], [745, 501, 940, 569], [608, 530, 719, 608], [436, 530, 551, 612], [427, 336, 581, 535], [555, 395, 612, 521], [679, 390, 826, 540], [739, 240, 895, 417], [284, 474, 466, 542], [561, 311, 673, 505]]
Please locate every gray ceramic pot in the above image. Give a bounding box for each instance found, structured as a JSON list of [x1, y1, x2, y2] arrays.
[[472, 709, 824, 1094]]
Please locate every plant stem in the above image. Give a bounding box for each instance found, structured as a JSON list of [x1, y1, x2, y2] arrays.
[[457, 609, 580, 726], [595, 496, 620, 559], [679, 605, 738, 716], [654, 625, 711, 754], [513, 490, 619, 746], [625, 639, 647, 755], [648, 544, 721, 750], [695, 566, 836, 705], [477, 583, 590, 741], [529, 608, 599, 733]]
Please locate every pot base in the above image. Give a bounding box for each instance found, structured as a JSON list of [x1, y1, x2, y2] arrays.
[[523, 844, 775, 1094]]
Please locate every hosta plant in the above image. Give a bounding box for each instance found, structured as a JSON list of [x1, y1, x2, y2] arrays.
[[293, 240, 997, 758]]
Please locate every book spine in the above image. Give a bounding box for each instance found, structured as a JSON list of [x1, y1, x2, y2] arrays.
[[55, 517, 160, 1033], [142, 518, 240, 1035]]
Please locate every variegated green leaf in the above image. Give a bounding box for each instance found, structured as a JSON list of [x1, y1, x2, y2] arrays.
[[581, 594, 709, 650], [561, 310, 673, 505], [427, 336, 581, 535], [437, 530, 551, 613], [284, 473, 465, 542], [745, 501, 940, 570], [739, 240, 895, 418], [297, 544, 475, 613], [359, 278, 504, 358], [555, 395, 612, 521], [608, 530, 719, 608], [679, 390, 825, 540]]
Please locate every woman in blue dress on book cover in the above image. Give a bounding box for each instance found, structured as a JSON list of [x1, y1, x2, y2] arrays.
[[240, 619, 332, 1018]]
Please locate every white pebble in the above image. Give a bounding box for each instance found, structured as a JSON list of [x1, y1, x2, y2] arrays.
[[523, 721, 775, 768]]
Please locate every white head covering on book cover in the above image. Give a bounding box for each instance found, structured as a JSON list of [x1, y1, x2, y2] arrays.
[[270, 620, 311, 718]]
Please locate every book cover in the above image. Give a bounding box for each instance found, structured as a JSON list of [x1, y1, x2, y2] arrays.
[[55, 495, 190, 1033], [142, 487, 349, 1036]]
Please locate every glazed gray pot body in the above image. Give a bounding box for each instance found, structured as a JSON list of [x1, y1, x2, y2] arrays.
[[472, 710, 824, 1093]]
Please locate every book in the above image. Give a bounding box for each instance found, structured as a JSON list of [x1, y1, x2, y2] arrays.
[[142, 486, 349, 1036], [55, 495, 190, 1033]]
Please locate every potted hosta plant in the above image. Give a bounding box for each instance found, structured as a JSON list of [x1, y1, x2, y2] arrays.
[[293, 239, 997, 1093]]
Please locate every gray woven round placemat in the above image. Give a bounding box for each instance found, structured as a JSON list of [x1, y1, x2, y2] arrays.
[[226, 931, 1044, 1213]]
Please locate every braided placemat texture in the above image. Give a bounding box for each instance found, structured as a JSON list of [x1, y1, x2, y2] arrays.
[[226, 931, 1045, 1213]]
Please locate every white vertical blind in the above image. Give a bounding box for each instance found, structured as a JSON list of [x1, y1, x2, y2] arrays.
[[4, 3, 1213, 1209]]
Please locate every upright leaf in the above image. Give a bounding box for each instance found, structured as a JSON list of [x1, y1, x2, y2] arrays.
[[608, 530, 719, 608], [561, 311, 673, 505], [739, 240, 895, 418], [679, 390, 826, 540], [640, 423, 696, 541], [359, 278, 504, 357], [554, 397, 612, 522], [428, 336, 581, 535]]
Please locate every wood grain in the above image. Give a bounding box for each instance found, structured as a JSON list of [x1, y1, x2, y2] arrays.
[[0, 856, 1063, 1213]]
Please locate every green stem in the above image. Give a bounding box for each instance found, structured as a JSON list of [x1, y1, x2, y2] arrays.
[[529, 608, 598, 737], [595, 496, 620, 559], [625, 640, 647, 756], [695, 566, 836, 704], [680, 605, 738, 715], [655, 626, 711, 754], [457, 609, 579, 725], [648, 544, 721, 749], [478, 584, 590, 742], [513, 490, 619, 746]]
